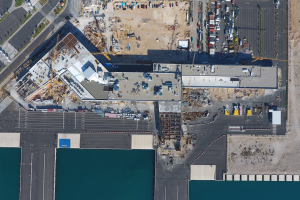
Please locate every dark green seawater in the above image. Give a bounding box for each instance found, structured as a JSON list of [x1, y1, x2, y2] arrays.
[[55, 149, 154, 200], [189, 181, 300, 200], [0, 148, 20, 200]]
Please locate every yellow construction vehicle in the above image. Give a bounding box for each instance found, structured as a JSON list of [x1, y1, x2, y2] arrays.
[[246, 108, 252, 116], [53, 80, 61, 84], [233, 108, 239, 115], [251, 56, 291, 63], [225, 109, 230, 115]]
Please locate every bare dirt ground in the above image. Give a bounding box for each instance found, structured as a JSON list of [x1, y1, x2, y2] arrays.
[[227, 0, 300, 175], [112, 1, 191, 55]]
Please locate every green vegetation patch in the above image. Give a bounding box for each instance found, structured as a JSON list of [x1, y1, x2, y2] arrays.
[[39, 0, 48, 6], [33, 23, 46, 38], [54, 0, 66, 15], [15, 0, 23, 7], [0, 12, 10, 23]]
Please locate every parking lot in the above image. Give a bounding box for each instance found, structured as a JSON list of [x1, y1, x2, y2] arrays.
[[0, 0, 12, 16], [204, 0, 285, 59], [9, 12, 44, 51], [0, 7, 27, 44]]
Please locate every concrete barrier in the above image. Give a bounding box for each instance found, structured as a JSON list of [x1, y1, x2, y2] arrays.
[[224, 174, 300, 181], [234, 175, 240, 181], [256, 175, 262, 181], [241, 175, 247, 181], [271, 175, 278, 181], [279, 175, 285, 181], [226, 174, 233, 181], [264, 175, 270, 181], [249, 175, 255, 181], [286, 175, 293, 181]]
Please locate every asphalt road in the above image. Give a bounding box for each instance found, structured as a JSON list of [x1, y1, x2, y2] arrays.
[[20, 133, 56, 200], [17, 112, 156, 133], [81, 133, 131, 149], [0, 0, 12, 16], [0, 7, 27, 43]]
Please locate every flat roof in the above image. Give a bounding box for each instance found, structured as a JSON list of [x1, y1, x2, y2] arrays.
[[181, 64, 277, 89], [182, 76, 239, 88], [153, 63, 181, 73], [272, 111, 281, 125], [181, 64, 261, 77], [0, 133, 20, 147], [190, 165, 216, 180], [107, 72, 181, 101], [240, 67, 277, 88], [57, 134, 80, 148], [80, 81, 108, 100], [131, 135, 153, 149]]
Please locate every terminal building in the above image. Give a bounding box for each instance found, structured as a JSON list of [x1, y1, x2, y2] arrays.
[[15, 33, 279, 103]]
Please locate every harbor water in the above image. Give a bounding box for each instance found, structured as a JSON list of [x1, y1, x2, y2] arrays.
[[55, 149, 154, 200], [0, 148, 20, 200], [189, 180, 300, 200]]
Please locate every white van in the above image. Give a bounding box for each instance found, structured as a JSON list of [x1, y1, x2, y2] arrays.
[[226, 6, 229, 13]]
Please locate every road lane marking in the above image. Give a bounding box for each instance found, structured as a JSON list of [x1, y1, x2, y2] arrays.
[[30, 153, 33, 200], [177, 186, 178, 200], [165, 186, 166, 200], [43, 153, 45, 200]]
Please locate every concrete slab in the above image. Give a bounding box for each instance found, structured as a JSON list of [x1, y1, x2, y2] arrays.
[[256, 175, 262, 181], [241, 175, 248, 181], [226, 174, 233, 181], [286, 175, 293, 181], [271, 175, 278, 181], [279, 175, 285, 181], [131, 134, 153, 149], [57, 134, 80, 148], [293, 175, 299, 181], [264, 175, 270, 181], [249, 175, 255, 181], [0, 133, 20, 147], [234, 174, 240, 181], [190, 165, 216, 180]]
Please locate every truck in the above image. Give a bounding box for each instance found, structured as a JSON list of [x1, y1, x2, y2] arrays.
[[209, 48, 215, 56]]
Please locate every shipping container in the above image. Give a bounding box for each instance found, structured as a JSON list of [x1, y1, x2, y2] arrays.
[[105, 113, 117, 118]]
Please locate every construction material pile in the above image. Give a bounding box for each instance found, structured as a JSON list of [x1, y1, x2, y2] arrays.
[[182, 89, 212, 107], [83, 20, 107, 52], [182, 112, 206, 121]]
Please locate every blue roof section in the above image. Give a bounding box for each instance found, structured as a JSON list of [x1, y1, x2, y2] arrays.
[[59, 139, 70, 148], [83, 67, 95, 80], [82, 61, 95, 72]]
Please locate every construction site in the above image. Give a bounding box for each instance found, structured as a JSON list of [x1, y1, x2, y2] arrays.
[[79, 1, 192, 55], [83, 19, 107, 52]]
